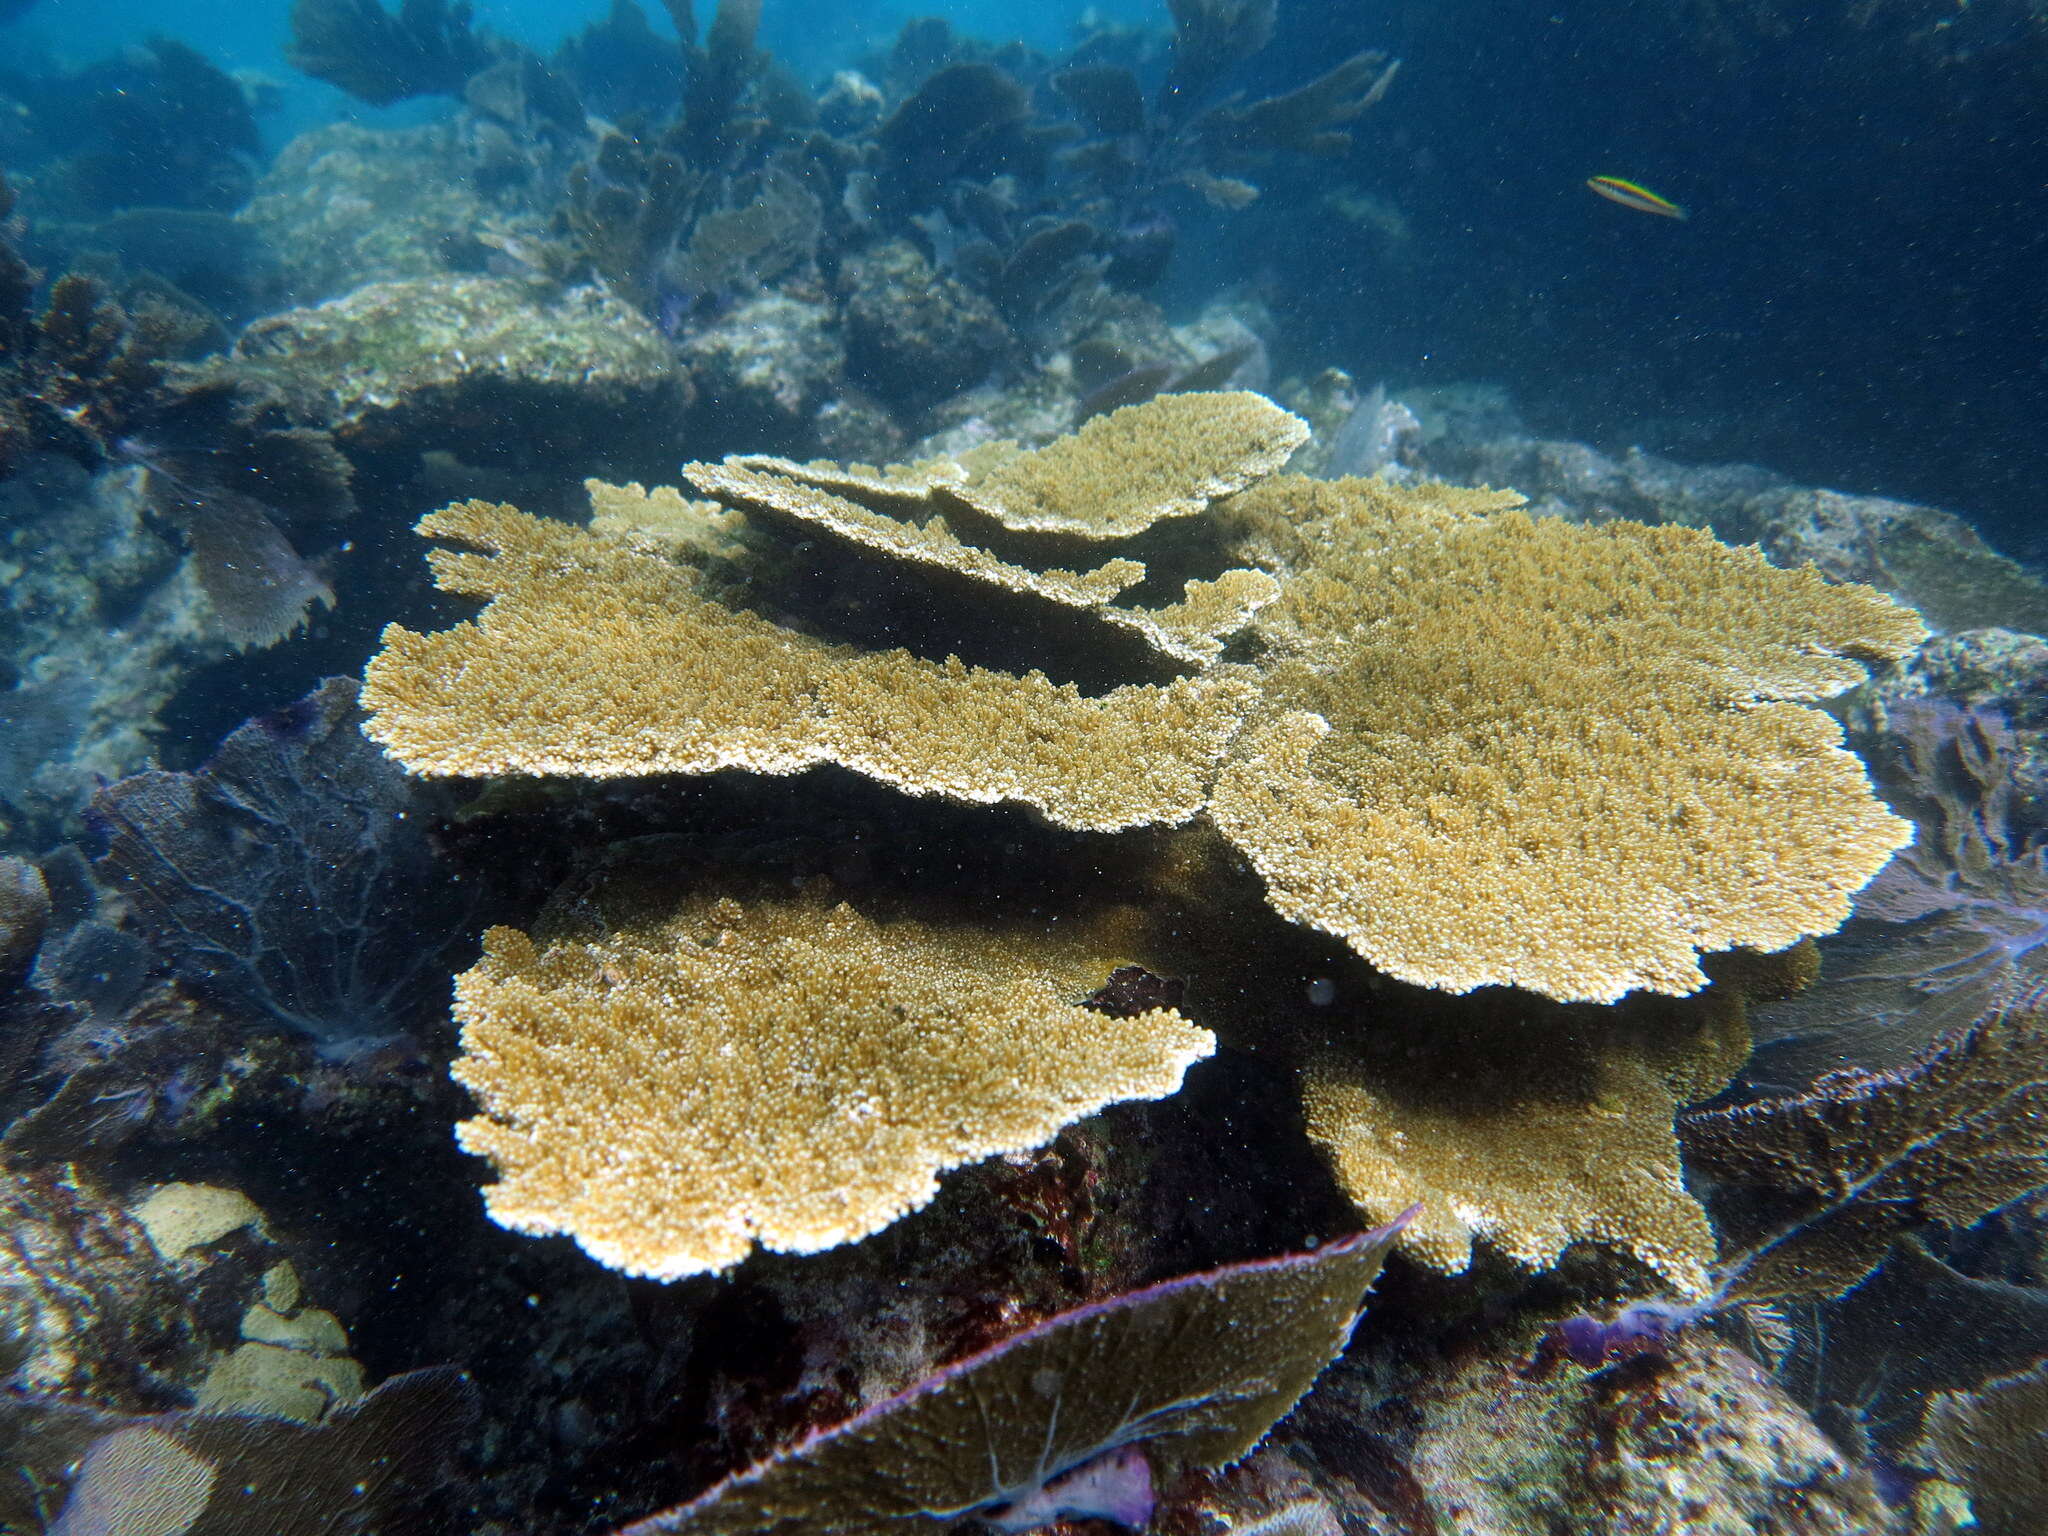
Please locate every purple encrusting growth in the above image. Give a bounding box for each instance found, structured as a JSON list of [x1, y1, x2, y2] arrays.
[[617, 1212, 1417, 1536], [981, 1444, 1157, 1534], [1558, 1298, 1707, 1369]]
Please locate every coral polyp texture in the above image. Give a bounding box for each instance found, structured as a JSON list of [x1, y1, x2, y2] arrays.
[[1297, 961, 1786, 1294], [364, 394, 1925, 1011], [682, 458, 1280, 668], [932, 390, 1310, 538], [360, 497, 1254, 830], [450, 885, 1214, 1279], [1211, 473, 1928, 1002], [618, 1221, 1410, 1535]]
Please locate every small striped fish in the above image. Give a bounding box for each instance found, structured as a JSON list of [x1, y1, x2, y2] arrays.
[[1586, 175, 1687, 219]]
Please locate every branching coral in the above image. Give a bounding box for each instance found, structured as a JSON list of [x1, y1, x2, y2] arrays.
[[937, 391, 1308, 538], [450, 882, 1214, 1279], [584, 475, 746, 561], [1209, 473, 1927, 1003], [358, 391, 1949, 1321], [361, 496, 1254, 830], [684, 457, 1278, 668], [369, 398, 1925, 1004]]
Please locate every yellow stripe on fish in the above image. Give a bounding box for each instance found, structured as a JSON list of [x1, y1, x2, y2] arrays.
[[1586, 176, 1687, 220]]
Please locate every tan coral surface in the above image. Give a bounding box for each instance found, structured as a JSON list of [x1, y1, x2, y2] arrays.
[[940, 391, 1309, 537], [686, 458, 1279, 666], [450, 889, 1215, 1279], [1300, 980, 1758, 1294], [1211, 475, 1928, 1003], [360, 499, 1254, 829], [585, 477, 746, 561]]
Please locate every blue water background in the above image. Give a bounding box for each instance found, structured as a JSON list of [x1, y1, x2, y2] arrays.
[[8, 0, 2046, 562], [10, 0, 1163, 115]]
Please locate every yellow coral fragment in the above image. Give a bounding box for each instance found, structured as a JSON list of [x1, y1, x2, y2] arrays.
[[1211, 477, 1928, 1003], [941, 391, 1310, 538], [451, 889, 1215, 1279], [1300, 979, 1758, 1295], [361, 498, 1254, 830]]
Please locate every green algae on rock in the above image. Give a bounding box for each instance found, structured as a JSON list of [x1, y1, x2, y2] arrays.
[[1407, 1331, 1892, 1536]]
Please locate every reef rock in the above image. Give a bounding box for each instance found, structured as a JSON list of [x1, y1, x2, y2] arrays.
[[238, 119, 538, 303], [210, 275, 689, 478], [0, 458, 220, 847], [681, 293, 846, 450], [843, 240, 1011, 413], [1421, 417, 2048, 637], [1407, 1332, 1893, 1536]]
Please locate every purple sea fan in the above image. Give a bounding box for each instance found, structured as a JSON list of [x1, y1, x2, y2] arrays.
[[616, 1213, 1418, 1536], [1747, 698, 2048, 1086]]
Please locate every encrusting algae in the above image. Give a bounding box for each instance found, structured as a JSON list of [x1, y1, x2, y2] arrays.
[[358, 391, 1932, 1282]]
